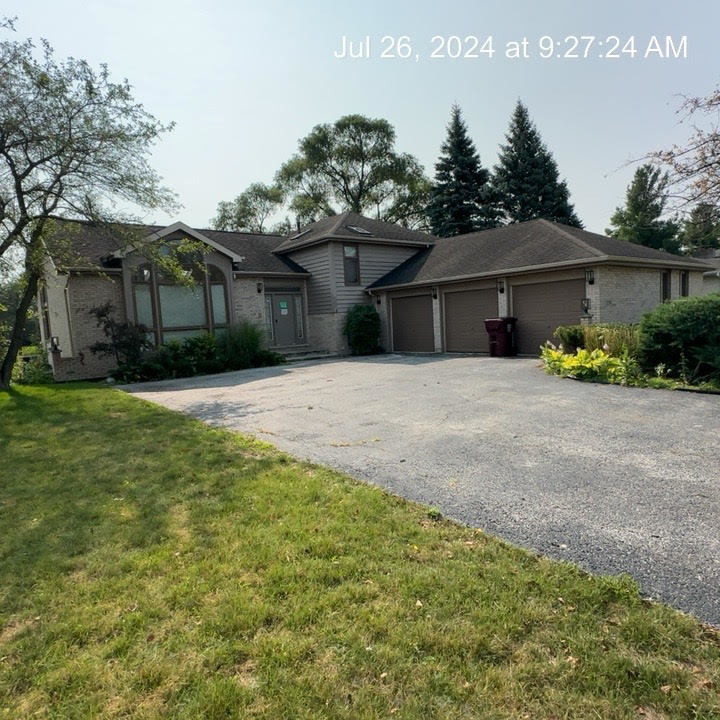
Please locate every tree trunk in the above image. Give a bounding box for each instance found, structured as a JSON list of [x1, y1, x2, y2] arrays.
[[0, 270, 40, 390]]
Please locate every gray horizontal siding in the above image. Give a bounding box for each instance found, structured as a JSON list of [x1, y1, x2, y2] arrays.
[[335, 242, 418, 312], [286, 245, 333, 314]]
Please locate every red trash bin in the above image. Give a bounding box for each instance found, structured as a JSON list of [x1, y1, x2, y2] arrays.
[[484, 317, 517, 357]]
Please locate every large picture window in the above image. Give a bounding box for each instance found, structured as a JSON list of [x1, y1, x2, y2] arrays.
[[132, 261, 229, 344]]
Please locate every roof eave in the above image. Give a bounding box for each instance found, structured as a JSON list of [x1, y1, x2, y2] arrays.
[[232, 270, 310, 278], [367, 254, 709, 292], [276, 234, 435, 254]]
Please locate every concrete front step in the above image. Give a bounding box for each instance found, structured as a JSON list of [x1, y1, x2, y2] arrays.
[[277, 348, 337, 363]]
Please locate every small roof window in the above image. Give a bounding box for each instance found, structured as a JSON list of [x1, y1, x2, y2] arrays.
[[345, 224, 373, 236]]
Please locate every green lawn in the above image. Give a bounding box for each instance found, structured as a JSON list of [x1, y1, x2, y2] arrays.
[[1, 385, 719, 719]]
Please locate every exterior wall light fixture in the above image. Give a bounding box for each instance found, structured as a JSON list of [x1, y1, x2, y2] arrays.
[[497, 278, 505, 294], [585, 268, 595, 285], [581, 298, 591, 313], [256, 281, 263, 294], [432, 287, 438, 300]]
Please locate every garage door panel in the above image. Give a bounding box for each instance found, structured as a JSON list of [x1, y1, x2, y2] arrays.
[[512, 279, 585, 355], [444, 288, 498, 352], [392, 294, 434, 352]]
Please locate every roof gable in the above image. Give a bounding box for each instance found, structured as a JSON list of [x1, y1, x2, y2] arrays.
[[43, 218, 306, 275]]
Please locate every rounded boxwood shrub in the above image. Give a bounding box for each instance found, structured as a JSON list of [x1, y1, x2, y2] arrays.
[[343, 304, 381, 355], [638, 293, 720, 382]]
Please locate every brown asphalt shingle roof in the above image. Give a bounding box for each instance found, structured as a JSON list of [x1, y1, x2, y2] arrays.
[[369, 219, 711, 289], [273, 210, 437, 253], [45, 218, 306, 274]]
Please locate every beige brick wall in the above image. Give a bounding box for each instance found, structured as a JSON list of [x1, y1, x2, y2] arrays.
[[307, 313, 349, 354], [594, 266, 704, 324], [51, 273, 126, 381], [232, 277, 266, 328]]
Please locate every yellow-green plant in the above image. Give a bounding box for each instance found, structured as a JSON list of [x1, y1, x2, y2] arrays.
[[541, 345, 622, 383]]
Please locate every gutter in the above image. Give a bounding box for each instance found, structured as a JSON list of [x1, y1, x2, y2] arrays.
[[367, 255, 712, 293], [232, 270, 310, 278]]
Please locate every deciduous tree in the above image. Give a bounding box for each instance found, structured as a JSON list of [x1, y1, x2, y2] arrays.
[[276, 114, 431, 229], [650, 87, 720, 208], [0, 19, 176, 388], [212, 182, 284, 233]]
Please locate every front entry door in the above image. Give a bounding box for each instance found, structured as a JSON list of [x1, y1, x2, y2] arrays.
[[270, 293, 302, 346]]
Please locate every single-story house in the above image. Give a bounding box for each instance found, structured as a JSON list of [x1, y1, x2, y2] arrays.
[[38, 212, 712, 380]]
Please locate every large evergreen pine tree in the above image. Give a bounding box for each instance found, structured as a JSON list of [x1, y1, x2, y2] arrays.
[[607, 164, 679, 252], [677, 202, 720, 251], [427, 105, 499, 237], [493, 101, 582, 227]]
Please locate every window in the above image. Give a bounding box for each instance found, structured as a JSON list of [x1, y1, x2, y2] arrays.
[[661, 270, 671, 302], [343, 244, 360, 285], [131, 261, 229, 344], [680, 270, 689, 297]]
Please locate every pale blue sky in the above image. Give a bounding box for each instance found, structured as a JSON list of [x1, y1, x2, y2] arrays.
[[7, 1, 719, 233]]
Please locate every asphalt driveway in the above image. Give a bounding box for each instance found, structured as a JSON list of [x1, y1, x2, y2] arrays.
[[125, 355, 720, 626]]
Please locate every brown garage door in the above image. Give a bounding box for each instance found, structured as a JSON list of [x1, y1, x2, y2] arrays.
[[392, 294, 434, 352], [444, 288, 498, 352], [512, 279, 585, 355]]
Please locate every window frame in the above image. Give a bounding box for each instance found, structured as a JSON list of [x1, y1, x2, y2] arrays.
[[661, 270, 671, 302], [131, 261, 229, 344], [680, 270, 689, 297], [342, 243, 361, 286]]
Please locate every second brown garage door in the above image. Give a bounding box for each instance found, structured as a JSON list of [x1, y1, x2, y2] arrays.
[[391, 294, 434, 352], [444, 288, 498, 352], [512, 278, 585, 355]]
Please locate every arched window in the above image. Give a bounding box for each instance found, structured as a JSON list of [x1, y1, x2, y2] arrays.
[[131, 260, 229, 344]]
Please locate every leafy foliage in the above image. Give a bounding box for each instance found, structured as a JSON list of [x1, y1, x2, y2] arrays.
[[92, 317, 285, 383], [276, 114, 431, 228], [13, 353, 53, 384], [212, 182, 285, 233], [0, 23, 176, 387], [343, 304, 381, 355], [427, 105, 500, 236], [541, 345, 623, 382], [89, 302, 153, 368], [493, 101, 582, 227], [607, 164, 679, 252], [553, 325, 585, 354], [215, 322, 284, 371], [649, 86, 720, 208], [638, 294, 720, 382], [555, 324, 640, 357]]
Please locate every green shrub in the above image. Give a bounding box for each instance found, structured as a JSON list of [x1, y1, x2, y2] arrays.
[[15, 355, 54, 385], [553, 324, 640, 356], [109, 322, 285, 383], [541, 345, 622, 383], [215, 322, 283, 370], [582, 324, 639, 356], [343, 304, 381, 355], [638, 294, 720, 382], [554, 325, 584, 353]]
